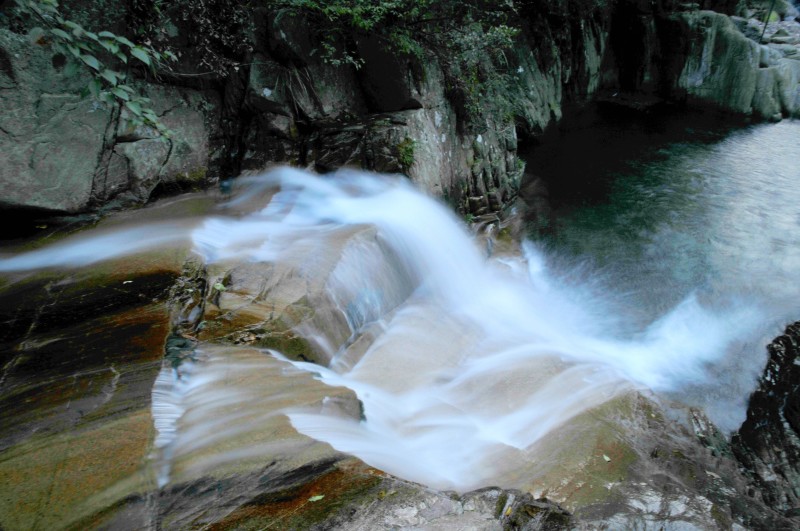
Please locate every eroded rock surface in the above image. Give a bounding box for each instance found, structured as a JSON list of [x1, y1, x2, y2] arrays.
[[734, 321, 800, 522]]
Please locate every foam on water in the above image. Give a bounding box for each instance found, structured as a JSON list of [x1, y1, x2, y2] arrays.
[[0, 166, 783, 491], [192, 168, 770, 489]]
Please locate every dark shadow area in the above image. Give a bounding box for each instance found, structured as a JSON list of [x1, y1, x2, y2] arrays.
[[518, 103, 750, 211]]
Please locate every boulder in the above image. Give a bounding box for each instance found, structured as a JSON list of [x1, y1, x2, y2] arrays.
[[0, 29, 114, 213], [109, 84, 221, 203]]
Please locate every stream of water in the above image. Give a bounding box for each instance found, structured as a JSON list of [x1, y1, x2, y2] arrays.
[[1, 118, 798, 492]]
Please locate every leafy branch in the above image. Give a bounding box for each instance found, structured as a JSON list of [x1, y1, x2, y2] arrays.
[[14, 0, 176, 136]]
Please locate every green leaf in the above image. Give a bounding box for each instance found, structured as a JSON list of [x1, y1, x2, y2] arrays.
[[125, 100, 143, 115], [85, 31, 99, 42], [98, 31, 117, 39], [115, 51, 128, 64], [88, 78, 101, 98], [63, 20, 82, 32], [143, 112, 159, 124], [99, 40, 119, 54], [213, 282, 227, 292], [63, 61, 79, 77], [308, 495, 325, 502], [51, 28, 73, 41], [99, 91, 116, 105], [115, 36, 136, 48], [130, 47, 151, 66], [66, 44, 81, 57], [111, 87, 131, 101], [79, 54, 101, 71], [100, 69, 118, 85]]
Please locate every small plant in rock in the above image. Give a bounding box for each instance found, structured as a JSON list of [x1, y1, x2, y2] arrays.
[[396, 137, 416, 172], [13, 0, 176, 136]]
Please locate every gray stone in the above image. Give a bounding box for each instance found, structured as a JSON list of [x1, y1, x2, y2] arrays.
[[680, 12, 761, 114], [115, 139, 170, 200], [752, 66, 785, 118], [0, 29, 114, 213]]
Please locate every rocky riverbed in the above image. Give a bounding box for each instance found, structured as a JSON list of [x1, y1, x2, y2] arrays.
[[1, 174, 799, 529]]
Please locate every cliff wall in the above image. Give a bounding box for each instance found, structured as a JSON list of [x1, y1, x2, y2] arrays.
[[0, 0, 797, 217]]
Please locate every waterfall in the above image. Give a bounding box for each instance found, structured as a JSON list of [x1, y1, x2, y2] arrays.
[[0, 166, 779, 491], [189, 168, 770, 490]]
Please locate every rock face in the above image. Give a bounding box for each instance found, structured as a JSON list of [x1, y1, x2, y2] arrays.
[[3, 1, 799, 217], [603, 1, 800, 118], [734, 321, 800, 521], [0, 1, 609, 217], [0, 28, 221, 214], [0, 29, 113, 213]]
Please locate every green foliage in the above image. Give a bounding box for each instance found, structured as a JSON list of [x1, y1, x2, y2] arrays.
[[13, 0, 175, 136], [265, 0, 519, 68], [396, 136, 415, 171], [265, 0, 521, 131], [130, 0, 253, 76]]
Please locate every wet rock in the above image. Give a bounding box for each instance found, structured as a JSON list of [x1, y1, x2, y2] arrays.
[[167, 257, 208, 335], [113, 139, 171, 201], [0, 267, 178, 529], [198, 226, 395, 366], [734, 321, 800, 521]]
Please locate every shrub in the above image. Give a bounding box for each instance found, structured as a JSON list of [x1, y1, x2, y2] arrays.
[[12, 0, 175, 135]]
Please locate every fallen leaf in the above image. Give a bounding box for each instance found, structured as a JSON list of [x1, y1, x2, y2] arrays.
[[308, 495, 325, 502]]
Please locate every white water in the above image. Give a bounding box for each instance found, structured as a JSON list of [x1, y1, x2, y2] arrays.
[[190, 168, 769, 490], [0, 166, 783, 491]]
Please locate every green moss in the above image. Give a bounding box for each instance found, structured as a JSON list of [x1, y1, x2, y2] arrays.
[[186, 166, 208, 182], [258, 333, 315, 362], [496, 226, 513, 242], [710, 503, 731, 528], [494, 491, 509, 518], [396, 137, 416, 171]]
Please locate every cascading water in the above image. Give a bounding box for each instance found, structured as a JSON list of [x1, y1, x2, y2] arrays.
[[1, 121, 797, 492], [187, 169, 769, 490]]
